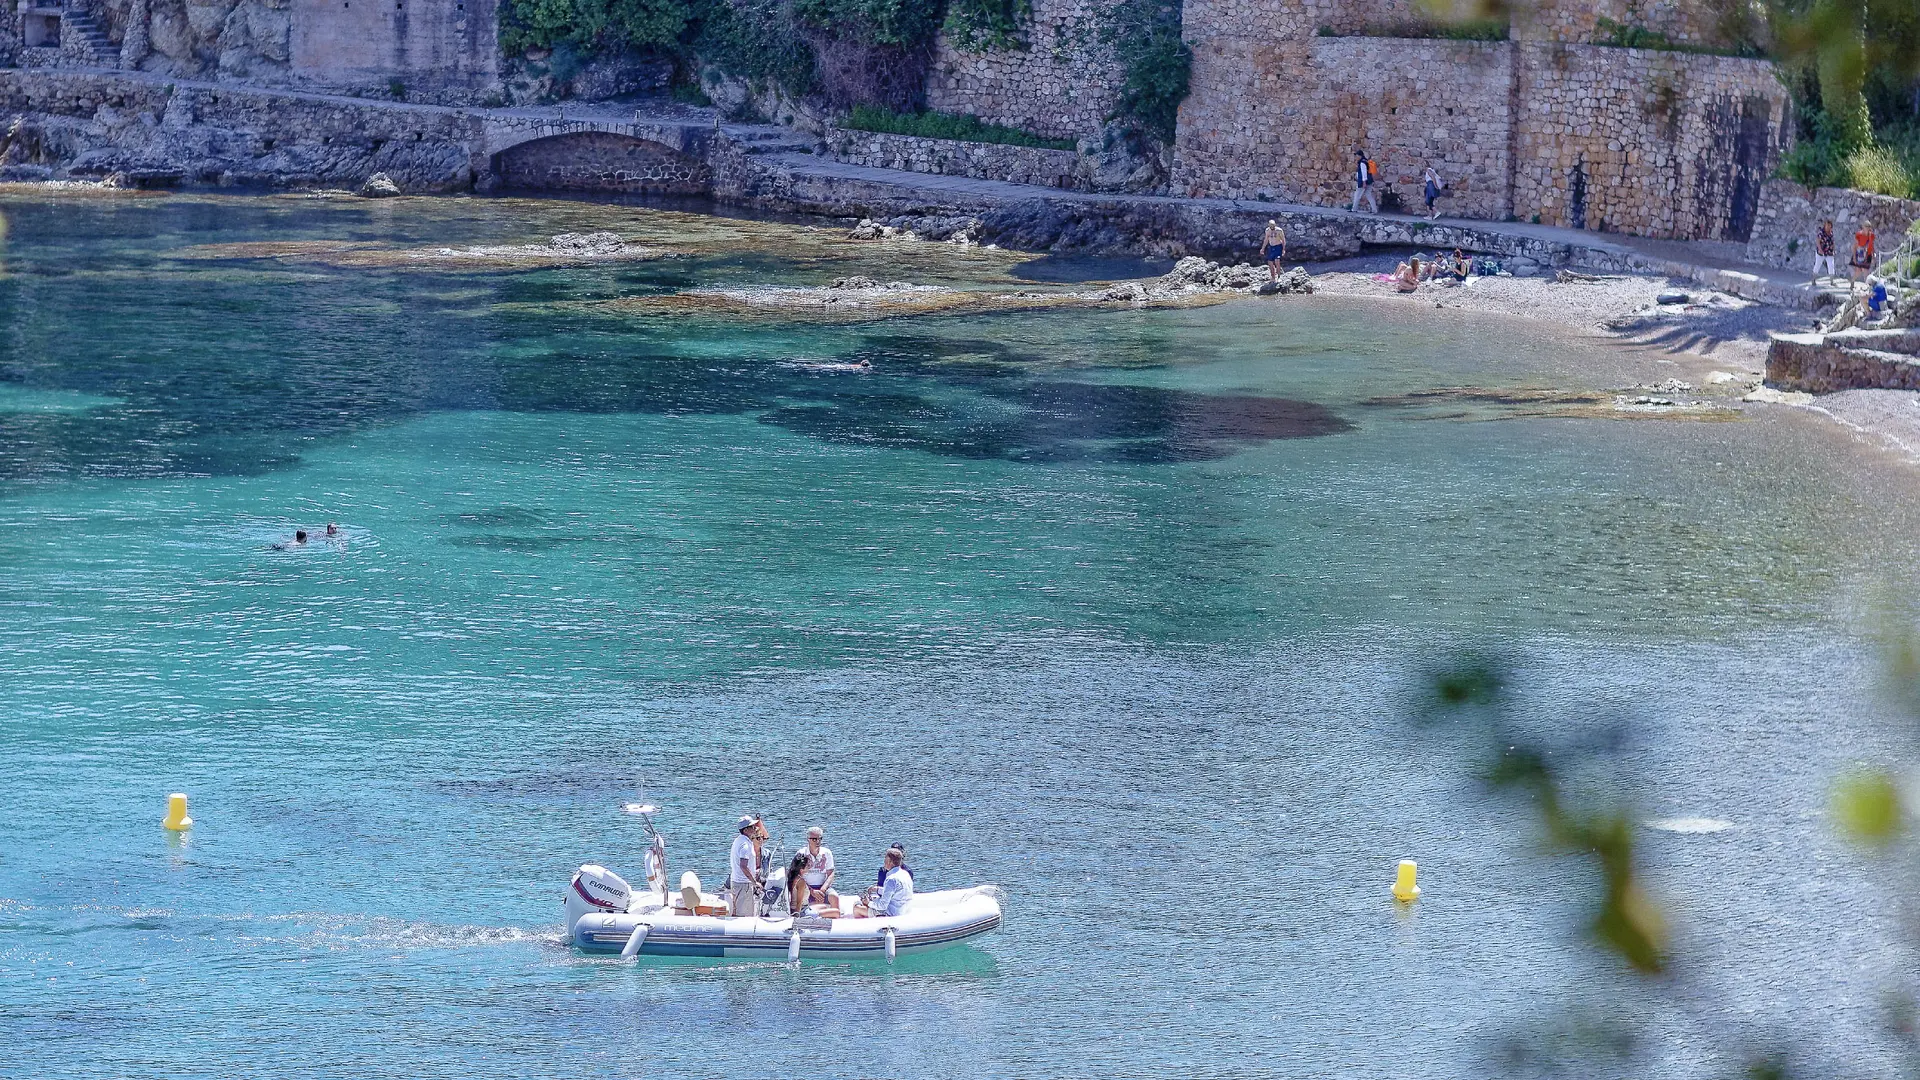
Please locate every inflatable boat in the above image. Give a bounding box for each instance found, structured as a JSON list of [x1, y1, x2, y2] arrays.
[[564, 807, 1004, 961], [567, 866, 1002, 960]]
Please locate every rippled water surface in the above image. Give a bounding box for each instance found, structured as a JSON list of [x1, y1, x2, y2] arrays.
[[2, 191, 1917, 1079]]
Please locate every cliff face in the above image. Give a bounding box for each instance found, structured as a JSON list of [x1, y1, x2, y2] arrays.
[[8, 0, 496, 93]]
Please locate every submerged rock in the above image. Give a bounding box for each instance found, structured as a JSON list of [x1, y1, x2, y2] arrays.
[[548, 232, 627, 254], [357, 172, 402, 198]]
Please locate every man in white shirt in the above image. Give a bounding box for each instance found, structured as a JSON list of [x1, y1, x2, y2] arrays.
[[853, 847, 913, 918], [728, 815, 763, 917], [801, 826, 836, 907]]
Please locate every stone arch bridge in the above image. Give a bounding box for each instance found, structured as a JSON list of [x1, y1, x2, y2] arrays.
[[471, 111, 719, 196]]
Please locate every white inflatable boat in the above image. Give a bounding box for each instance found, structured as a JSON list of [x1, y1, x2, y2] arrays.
[[564, 862, 1004, 961]]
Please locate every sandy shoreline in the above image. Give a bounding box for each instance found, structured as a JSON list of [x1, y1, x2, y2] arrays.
[[1296, 253, 1920, 467]]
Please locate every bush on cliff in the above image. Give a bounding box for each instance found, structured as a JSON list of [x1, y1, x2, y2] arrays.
[[500, 0, 692, 55], [1102, 0, 1191, 144], [842, 104, 1074, 148]]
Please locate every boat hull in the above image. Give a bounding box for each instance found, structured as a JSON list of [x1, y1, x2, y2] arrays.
[[570, 886, 1003, 960]]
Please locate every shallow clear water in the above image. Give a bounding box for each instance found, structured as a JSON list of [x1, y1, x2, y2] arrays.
[[1, 191, 1916, 1079]]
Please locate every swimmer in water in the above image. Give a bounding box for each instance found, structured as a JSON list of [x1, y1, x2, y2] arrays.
[[268, 529, 308, 551], [325, 523, 339, 538]]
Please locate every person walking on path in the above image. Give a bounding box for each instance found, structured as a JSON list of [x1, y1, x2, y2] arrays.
[[1812, 219, 1837, 283], [1850, 227, 1877, 286], [1261, 220, 1287, 282], [1350, 149, 1378, 214], [1422, 166, 1443, 219]]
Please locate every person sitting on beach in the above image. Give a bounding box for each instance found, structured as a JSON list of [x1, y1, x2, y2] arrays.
[[1449, 249, 1471, 281], [1261, 220, 1287, 283], [1394, 258, 1421, 293]]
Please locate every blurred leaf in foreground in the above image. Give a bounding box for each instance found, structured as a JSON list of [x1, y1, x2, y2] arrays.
[[1832, 769, 1904, 847]]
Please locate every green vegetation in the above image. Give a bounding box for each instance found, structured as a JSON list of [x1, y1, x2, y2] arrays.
[[792, 0, 940, 47], [1102, 0, 1192, 143], [1590, 15, 1762, 56], [499, 0, 693, 55], [841, 105, 1075, 149], [498, 0, 1190, 150], [942, 0, 1030, 51]]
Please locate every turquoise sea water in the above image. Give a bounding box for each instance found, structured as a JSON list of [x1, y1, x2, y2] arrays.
[[2, 191, 1917, 1079]]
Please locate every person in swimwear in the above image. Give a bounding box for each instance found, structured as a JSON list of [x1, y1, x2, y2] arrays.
[[1261, 220, 1287, 283]]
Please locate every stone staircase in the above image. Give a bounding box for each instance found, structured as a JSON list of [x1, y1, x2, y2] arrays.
[[62, 6, 119, 66]]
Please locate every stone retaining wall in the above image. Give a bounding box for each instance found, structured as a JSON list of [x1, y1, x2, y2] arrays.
[[1743, 179, 1920, 270], [923, 0, 1121, 142], [824, 127, 1083, 190], [1510, 43, 1784, 239], [1767, 332, 1920, 393], [1173, 36, 1515, 216], [1171, 9, 1787, 241]]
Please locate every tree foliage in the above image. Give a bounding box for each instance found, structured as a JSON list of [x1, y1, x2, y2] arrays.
[[1101, 0, 1192, 144]]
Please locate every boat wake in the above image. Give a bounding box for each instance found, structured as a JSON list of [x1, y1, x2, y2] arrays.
[[1644, 817, 1735, 834]]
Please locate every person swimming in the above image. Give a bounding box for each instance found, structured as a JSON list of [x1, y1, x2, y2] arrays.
[[268, 529, 309, 552]]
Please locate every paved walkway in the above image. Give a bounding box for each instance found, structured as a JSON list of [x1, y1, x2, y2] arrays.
[[746, 144, 1841, 309]]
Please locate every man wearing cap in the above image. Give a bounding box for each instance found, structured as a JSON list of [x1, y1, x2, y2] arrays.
[[800, 826, 836, 908], [729, 815, 764, 917]]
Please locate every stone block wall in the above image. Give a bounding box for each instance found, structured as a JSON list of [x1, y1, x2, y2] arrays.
[[1169, 0, 1788, 240], [1744, 178, 1920, 270], [1173, 36, 1515, 214], [923, 0, 1122, 141], [1516, 0, 1728, 46], [494, 130, 709, 194], [825, 127, 1084, 189], [1509, 43, 1785, 238]]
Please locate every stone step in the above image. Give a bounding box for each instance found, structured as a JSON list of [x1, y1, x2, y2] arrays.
[[1767, 332, 1920, 392]]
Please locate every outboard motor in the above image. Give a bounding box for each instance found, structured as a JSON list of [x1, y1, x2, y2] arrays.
[[565, 864, 632, 935]]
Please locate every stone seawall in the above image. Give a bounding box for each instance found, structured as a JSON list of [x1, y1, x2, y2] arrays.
[[1744, 179, 1920, 271], [824, 127, 1083, 190], [0, 68, 475, 188]]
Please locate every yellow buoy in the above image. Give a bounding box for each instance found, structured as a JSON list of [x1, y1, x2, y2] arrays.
[[163, 792, 193, 831], [1392, 859, 1420, 902]]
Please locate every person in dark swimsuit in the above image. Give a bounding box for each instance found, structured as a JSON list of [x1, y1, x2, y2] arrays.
[[1261, 220, 1287, 283]]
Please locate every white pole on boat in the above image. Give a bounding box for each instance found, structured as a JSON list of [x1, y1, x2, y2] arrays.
[[883, 927, 896, 961], [620, 923, 650, 960], [788, 929, 801, 962]]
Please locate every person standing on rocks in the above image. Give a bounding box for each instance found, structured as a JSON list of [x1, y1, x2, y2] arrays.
[[1261, 220, 1287, 283], [1812, 219, 1837, 283], [1351, 149, 1379, 214]]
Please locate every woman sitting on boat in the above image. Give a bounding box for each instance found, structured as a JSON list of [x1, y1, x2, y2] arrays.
[[786, 852, 814, 915]]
